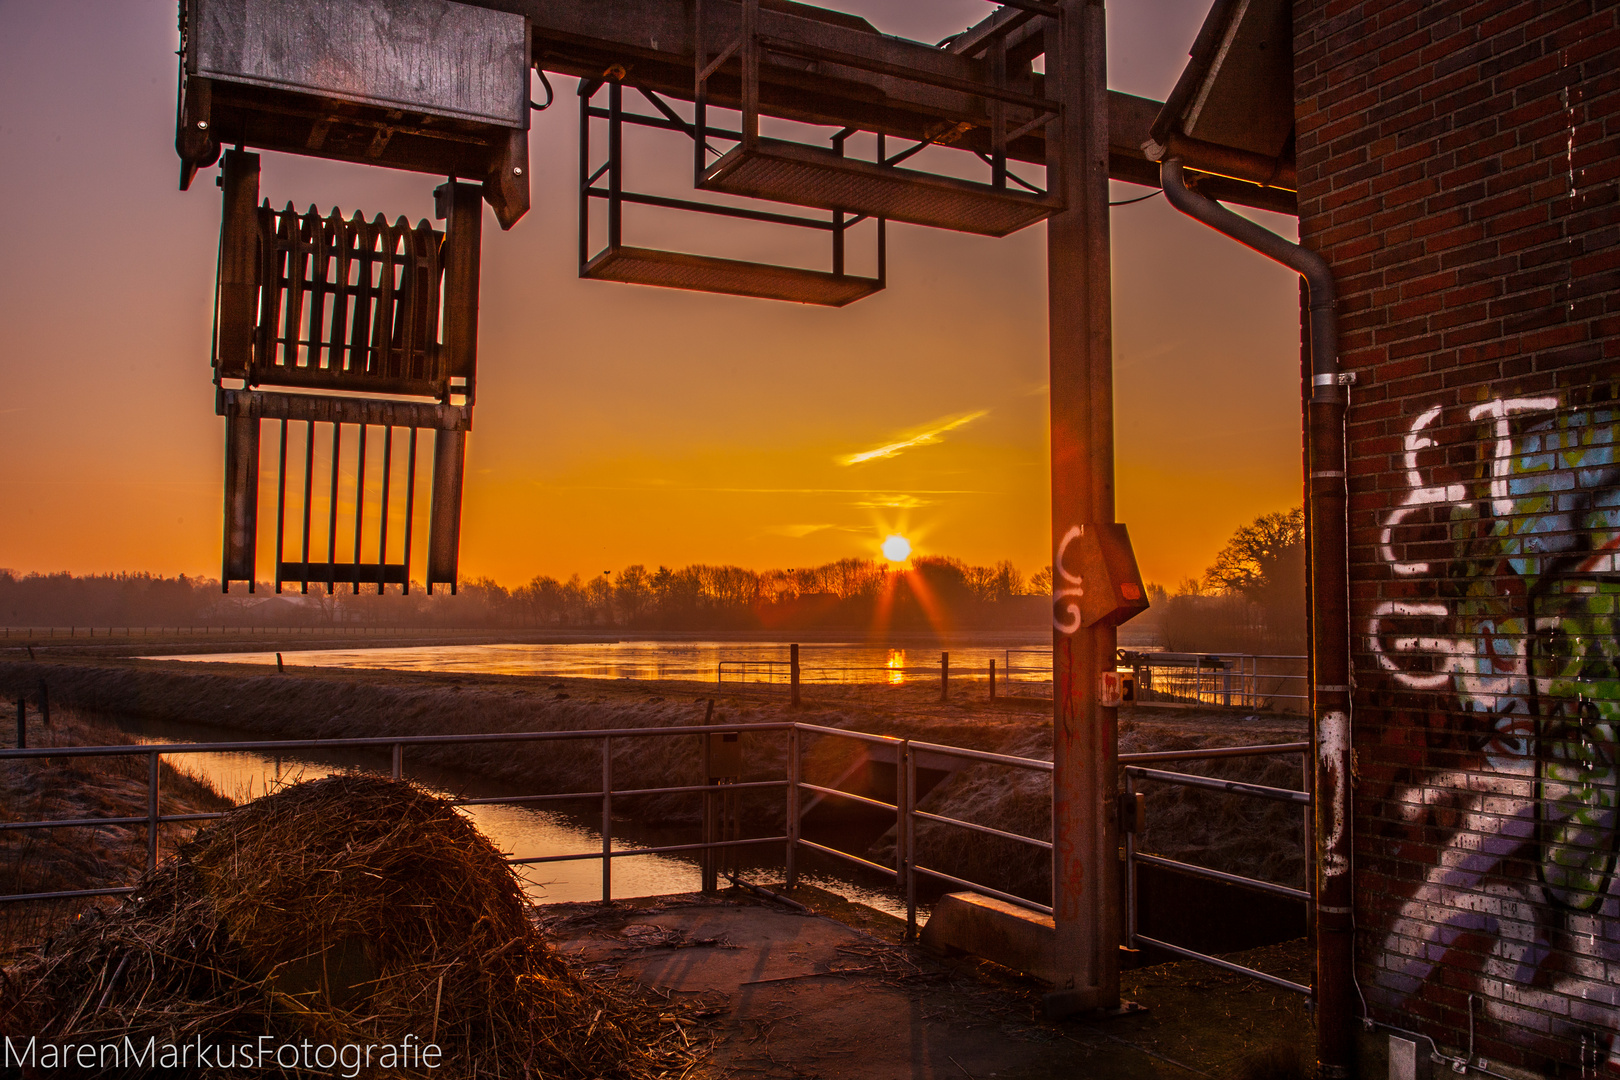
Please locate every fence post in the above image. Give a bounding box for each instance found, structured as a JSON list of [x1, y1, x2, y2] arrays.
[[1124, 770, 1138, 946], [37, 680, 48, 728], [904, 742, 917, 940], [785, 726, 800, 889], [989, 659, 996, 700], [789, 643, 800, 707], [391, 743, 402, 780], [900, 738, 913, 893], [601, 736, 613, 904], [147, 751, 161, 871], [15, 697, 24, 750], [940, 652, 949, 701], [702, 732, 717, 893]]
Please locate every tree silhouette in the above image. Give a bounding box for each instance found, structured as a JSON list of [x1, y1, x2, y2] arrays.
[[1202, 507, 1305, 597]]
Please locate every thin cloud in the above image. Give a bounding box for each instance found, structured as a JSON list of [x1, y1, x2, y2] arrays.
[[851, 494, 935, 509], [762, 523, 839, 538], [840, 410, 988, 466]]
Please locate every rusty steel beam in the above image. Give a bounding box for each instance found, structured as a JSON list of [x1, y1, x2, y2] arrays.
[[464, 0, 1293, 213], [1044, 0, 1119, 1015]]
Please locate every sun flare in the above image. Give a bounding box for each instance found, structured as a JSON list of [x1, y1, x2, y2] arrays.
[[881, 534, 912, 563]]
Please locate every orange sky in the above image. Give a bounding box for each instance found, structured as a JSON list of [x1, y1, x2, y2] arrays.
[[0, 0, 1303, 591]]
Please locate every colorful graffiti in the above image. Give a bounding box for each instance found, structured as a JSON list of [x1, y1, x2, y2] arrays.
[[1368, 395, 1620, 1067]]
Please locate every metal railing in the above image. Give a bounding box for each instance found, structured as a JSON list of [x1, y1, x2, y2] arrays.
[[1122, 741, 1314, 995], [716, 659, 792, 685], [1123, 652, 1309, 713], [0, 724, 1315, 995]]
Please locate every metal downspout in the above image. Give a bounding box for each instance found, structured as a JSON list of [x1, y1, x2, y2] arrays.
[[1160, 158, 1354, 1080]]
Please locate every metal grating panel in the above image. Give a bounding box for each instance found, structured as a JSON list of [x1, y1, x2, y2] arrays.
[[192, 0, 528, 128], [701, 139, 1060, 238], [582, 246, 883, 307]]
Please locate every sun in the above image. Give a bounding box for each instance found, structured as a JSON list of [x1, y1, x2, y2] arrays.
[[881, 534, 912, 563]]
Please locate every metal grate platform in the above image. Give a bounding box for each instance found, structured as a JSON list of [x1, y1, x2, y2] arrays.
[[700, 139, 1061, 238], [582, 245, 882, 306]]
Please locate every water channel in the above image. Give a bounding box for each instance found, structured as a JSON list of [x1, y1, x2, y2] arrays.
[[113, 715, 918, 919]]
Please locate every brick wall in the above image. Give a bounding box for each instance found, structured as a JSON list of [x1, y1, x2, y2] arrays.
[[1294, 0, 1620, 1073]]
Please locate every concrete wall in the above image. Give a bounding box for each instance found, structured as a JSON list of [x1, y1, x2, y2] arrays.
[[1294, 0, 1619, 1073]]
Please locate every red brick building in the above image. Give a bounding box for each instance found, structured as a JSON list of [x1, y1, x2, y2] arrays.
[[1296, 1, 1619, 1073]]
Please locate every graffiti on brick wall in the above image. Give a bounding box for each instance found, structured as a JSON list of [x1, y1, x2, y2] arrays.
[[1368, 395, 1620, 1063]]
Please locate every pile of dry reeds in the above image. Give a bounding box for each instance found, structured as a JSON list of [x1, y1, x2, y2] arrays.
[[0, 775, 704, 1078]]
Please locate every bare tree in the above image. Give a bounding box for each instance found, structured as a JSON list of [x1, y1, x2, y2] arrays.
[[1203, 507, 1305, 596]]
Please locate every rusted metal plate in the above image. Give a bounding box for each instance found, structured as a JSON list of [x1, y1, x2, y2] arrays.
[[701, 139, 1060, 238], [216, 389, 469, 431], [191, 0, 528, 128], [582, 245, 882, 307]]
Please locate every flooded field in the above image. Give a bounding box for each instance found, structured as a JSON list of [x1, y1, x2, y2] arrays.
[[156, 638, 1068, 687]]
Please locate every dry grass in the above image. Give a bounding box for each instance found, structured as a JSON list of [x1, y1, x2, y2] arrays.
[[0, 775, 707, 1079]]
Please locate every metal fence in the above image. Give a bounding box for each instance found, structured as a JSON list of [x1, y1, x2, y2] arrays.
[[1122, 652, 1309, 713], [1121, 741, 1314, 995], [0, 723, 1313, 994]]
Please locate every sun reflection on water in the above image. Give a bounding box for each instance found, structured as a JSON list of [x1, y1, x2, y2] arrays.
[[886, 649, 906, 685]]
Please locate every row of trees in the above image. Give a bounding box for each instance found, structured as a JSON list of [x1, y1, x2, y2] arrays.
[[0, 557, 1049, 632], [3, 510, 1305, 644]]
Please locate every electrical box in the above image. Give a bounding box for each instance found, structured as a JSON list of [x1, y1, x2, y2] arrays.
[[1065, 523, 1152, 629], [1100, 669, 1135, 708], [708, 732, 742, 779], [177, 0, 531, 227]]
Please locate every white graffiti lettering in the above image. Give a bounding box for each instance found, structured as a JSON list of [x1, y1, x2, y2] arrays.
[[1052, 524, 1085, 634]]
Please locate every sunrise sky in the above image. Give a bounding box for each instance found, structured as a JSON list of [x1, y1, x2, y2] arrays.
[[0, 0, 1303, 590]]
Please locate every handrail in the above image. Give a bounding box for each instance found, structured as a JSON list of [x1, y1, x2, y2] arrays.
[[3, 719, 1316, 1006]]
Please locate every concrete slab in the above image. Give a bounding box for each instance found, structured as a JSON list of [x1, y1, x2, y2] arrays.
[[540, 886, 1318, 1080], [919, 891, 1057, 983]]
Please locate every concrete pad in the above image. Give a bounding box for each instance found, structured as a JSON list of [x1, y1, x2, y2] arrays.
[[542, 889, 1317, 1080]]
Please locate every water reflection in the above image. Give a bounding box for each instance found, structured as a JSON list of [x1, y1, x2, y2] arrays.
[[156, 640, 1054, 688]]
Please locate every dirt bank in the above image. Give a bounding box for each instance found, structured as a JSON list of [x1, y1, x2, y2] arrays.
[[0, 707, 234, 954]]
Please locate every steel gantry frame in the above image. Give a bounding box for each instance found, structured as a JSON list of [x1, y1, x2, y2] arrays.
[[177, 0, 1306, 1020]]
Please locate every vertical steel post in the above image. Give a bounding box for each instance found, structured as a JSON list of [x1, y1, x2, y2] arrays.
[[895, 739, 909, 887], [37, 680, 47, 728], [1045, 0, 1119, 1013], [607, 80, 623, 249], [376, 426, 392, 592], [351, 423, 367, 593], [990, 659, 997, 700], [786, 726, 800, 888], [14, 697, 23, 750], [391, 743, 402, 781], [702, 732, 717, 893], [904, 746, 917, 940], [326, 422, 341, 595], [1124, 771, 1138, 944], [147, 751, 160, 872], [740, 0, 759, 149], [601, 736, 613, 903], [401, 427, 418, 595], [790, 643, 801, 706], [940, 651, 949, 701]]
